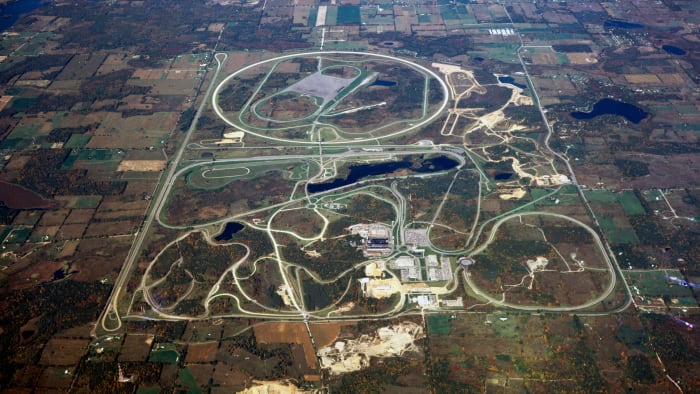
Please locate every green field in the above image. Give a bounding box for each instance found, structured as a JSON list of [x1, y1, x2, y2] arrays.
[[149, 344, 180, 364], [623, 270, 696, 299], [324, 6, 338, 25], [178, 367, 202, 394], [585, 190, 645, 215], [136, 387, 161, 394], [598, 217, 640, 244], [532, 185, 580, 206], [308, 7, 318, 27], [9, 97, 37, 110], [5, 227, 32, 244], [0, 227, 12, 243], [337, 6, 361, 24], [440, 6, 460, 20], [64, 133, 92, 148], [8, 124, 41, 139], [618, 191, 646, 215], [67, 195, 103, 209], [585, 190, 618, 203], [488, 313, 520, 339], [427, 314, 451, 335]]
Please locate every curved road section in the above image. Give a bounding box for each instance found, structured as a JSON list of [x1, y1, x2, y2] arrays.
[[211, 51, 449, 144], [96, 53, 229, 334], [464, 211, 617, 312]]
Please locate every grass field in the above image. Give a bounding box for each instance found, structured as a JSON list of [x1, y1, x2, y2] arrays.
[[337, 5, 360, 24], [623, 269, 696, 298], [532, 185, 580, 206], [585, 190, 646, 215], [440, 6, 460, 20], [178, 367, 202, 394], [5, 227, 32, 244], [487, 313, 520, 339], [136, 387, 161, 394], [585, 190, 618, 203], [148, 344, 180, 364], [54, 195, 103, 209], [427, 314, 451, 335], [618, 190, 646, 215], [64, 134, 92, 148], [598, 217, 640, 244]]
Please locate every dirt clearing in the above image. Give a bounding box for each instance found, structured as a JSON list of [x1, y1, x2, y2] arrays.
[[117, 160, 165, 172]]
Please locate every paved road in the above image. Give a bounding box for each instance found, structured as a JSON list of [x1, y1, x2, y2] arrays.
[[211, 50, 449, 145], [95, 44, 634, 330], [463, 211, 617, 312], [96, 53, 229, 334]]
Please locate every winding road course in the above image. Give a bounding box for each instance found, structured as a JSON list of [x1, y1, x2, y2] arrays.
[[211, 51, 449, 145], [96, 53, 229, 334], [464, 211, 616, 312]]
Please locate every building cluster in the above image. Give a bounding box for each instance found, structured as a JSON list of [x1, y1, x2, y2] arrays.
[[387, 254, 453, 283], [488, 28, 515, 36], [425, 255, 453, 282], [404, 228, 429, 246], [349, 223, 393, 257], [389, 256, 422, 281]]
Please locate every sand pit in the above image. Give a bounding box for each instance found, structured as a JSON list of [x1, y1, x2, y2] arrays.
[[238, 380, 304, 394], [117, 160, 166, 172], [499, 188, 527, 200], [318, 322, 424, 375]]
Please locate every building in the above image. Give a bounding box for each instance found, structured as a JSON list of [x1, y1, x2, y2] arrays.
[[349, 223, 394, 257]]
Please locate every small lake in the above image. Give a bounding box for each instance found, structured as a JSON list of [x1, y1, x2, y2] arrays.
[[570, 98, 647, 124], [494, 172, 514, 181], [215, 222, 244, 241], [1, 0, 47, 32], [497, 76, 526, 89], [662, 45, 686, 56], [604, 20, 644, 29], [371, 79, 397, 87], [308, 156, 460, 193], [53, 268, 66, 280]]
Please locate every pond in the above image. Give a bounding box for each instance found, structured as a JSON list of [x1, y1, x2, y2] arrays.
[[570, 98, 647, 124], [215, 222, 245, 241], [497, 76, 526, 89], [662, 45, 686, 56], [604, 20, 644, 29], [371, 79, 397, 87], [308, 156, 460, 193], [1, 0, 47, 31], [494, 172, 514, 181]]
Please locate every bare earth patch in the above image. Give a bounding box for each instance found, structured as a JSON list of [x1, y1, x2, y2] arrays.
[[117, 160, 166, 172], [317, 322, 424, 375]]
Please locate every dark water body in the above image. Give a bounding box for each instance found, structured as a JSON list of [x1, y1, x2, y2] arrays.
[[473, 57, 484, 63], [308, 156, 460, 193], [571, 98, 647, 124], [498, 76, 526, 89], [215, 222, 244, 241], [494, 172, 514, 181], [662, 45, 686, 56], [604, 20, 644, 29], [0, 0, 46, 32], [53, 267, 66, 280], [371, 79, 397, 87]]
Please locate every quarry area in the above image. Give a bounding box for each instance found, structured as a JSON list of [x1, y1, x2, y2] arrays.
[[317, 322, 425, 375]]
